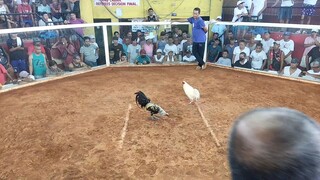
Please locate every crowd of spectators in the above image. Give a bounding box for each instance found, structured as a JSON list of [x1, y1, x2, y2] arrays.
[[210, 19, 320, 81], [0, 0, 80, 29]]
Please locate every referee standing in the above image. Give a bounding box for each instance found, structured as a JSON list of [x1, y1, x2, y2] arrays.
[[187, 7, 208, 70]]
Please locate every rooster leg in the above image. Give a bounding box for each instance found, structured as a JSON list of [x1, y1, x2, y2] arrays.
[[150, 115, 159, 120]]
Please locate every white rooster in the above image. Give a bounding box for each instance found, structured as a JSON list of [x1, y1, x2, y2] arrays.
[[182, 81, 200, 104]]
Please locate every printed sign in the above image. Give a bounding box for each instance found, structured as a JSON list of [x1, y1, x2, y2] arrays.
[[94, 0, 140, 6], [131, 19, 156, 32]]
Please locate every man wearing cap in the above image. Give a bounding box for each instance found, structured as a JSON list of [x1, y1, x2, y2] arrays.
[[211, 16, 226, 46], [272, 0, 294, 24], [232, 1, 248, 23], [281, 58, 302, 78], [268, 41, 284, 71], [232, 1, 249, 40], [301, 29, 320, 69], [261, 31, 275, 54], [279, 32, 294, 65], [304, 59, 320, 81], [154, 49, 165, 63], [136, 49, 150, 65], [187, 7, 208, 70]]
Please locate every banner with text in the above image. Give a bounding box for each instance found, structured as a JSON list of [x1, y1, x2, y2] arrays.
[[94, 0, 140, 6]]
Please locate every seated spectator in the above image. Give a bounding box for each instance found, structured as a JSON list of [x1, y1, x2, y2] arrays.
[[261, 31, 275, 54], [30, 0, 41, 14], [109, 50, 116, 64], [143, 36, 154, 59], [303, 29, 320, 70], [182, 50, 196, 63], [50, 0, 63, 24], [37, 0, 50, 15], [157, 31, 167, 54], [122, 37, 130, 57], [80, 36, 99, 67], [247, 34, 261, 52], [51, 36, 76, 70], [38, 12, 53, 26], [211, 16, 227, 45], [17, 0, 34, 27], [0, 45, 14, 81], [224, 30, 235, 46], [304, 60, 320, 81], [216, 50, 232, 67], [268, 41, 285, 72], [208, 38, 222, 63], [136, 49, 150, 65], [174, 37, 182, 60], [113, 31, 123, 44], [165, 50, 177, 62], [208, 33, 219, 47], [28, 45, 48, 79], [109, 36, 123, 63], [281, 58, 302, 78], [250, 43, 267, 70], [279, 32, 294, 65], [179, 31, 188, 52], [228, 107, 320, 179], [135, 30, 143, 44], [164, 37, 178, 57], [60, 0, 71, 20], [64, 12, 85, 37], [69, 54, 90, 71], [182, 36, 192, 56], [225, 38, 238, 60], [47, 60, 64, 76], [120, 53, 127, 62], [233, 39, 250, 64], [0, 0, 16, 28], [7, 33, 28, 79], [234, 52, 251, 69], [127, 39, 141, 64], [154, 49, 164, 64], [126, 31, 133, 42]]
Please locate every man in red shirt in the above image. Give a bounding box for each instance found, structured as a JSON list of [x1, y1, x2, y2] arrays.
[[17, 0, 35, 27]]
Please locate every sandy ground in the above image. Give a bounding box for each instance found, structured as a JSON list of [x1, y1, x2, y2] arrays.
[[0, 65, 319, 179]]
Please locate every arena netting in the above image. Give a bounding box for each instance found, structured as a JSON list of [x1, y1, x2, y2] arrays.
[[0, 20, 319, 92]]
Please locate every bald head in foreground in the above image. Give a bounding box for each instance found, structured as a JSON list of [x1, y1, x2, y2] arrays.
[[229, 108, 320, 180]]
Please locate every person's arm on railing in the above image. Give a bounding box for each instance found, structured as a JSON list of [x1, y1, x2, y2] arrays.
[[272, 0, 280, 7]]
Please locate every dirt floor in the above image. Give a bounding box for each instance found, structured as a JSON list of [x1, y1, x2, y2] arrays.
[[0, 65, 319, 179]]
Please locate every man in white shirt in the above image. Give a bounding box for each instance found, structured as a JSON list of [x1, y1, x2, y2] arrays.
[[211, 16, 227, 45], [250, 0, 267, 21], [250, 43, 267, 70], [261, 31, 275, 54], [164, 37, 178, 56], [232, 1, 248, 23], [233, 39, 250, 64], [182, 50, 196, 62], [38, 13, 53, 26], [279, 32, 294, 65], [272, 0, 294, 23], [301, 0, 318, 25]]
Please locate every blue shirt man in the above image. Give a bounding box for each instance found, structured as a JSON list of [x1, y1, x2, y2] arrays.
[[187, 7, 208, 70]]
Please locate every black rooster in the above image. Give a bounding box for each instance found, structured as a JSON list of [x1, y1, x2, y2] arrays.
[[135, 91, 169, 119]]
